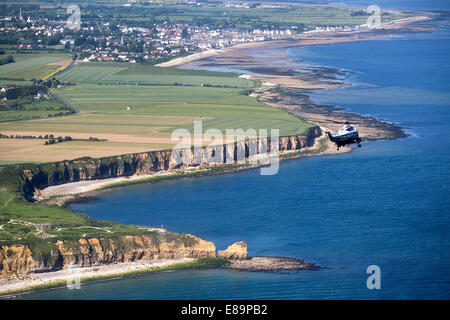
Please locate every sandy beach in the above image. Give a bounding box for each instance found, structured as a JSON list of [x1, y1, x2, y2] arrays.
[[156, 49, 222, 67], [35, 171, 174, 201], [0, 258, 193, 297]]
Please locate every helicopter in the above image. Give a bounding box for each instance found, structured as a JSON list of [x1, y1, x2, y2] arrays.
[[325, 123, 362, 150]]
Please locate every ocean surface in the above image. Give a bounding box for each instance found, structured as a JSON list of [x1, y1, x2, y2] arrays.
[[17, 14, 450, 300]]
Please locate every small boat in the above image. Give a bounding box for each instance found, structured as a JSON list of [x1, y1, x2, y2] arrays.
[[326, 124, 362, 150]]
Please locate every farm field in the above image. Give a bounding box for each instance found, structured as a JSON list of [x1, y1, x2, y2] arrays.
[[0, 53, 72, 80], [0, 98, 72, 122], [0, 82, 313, 162], [0, 139, 174, 164], [53, 84, 312, 135], [108, 4, 406, 28], [56, 62, 255, 87], [0, 79, 33, 86]]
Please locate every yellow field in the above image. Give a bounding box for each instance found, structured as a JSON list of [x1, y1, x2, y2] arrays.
[[0, 54, 72, 80], [0, 139, 174, 163], [0, 113, 205, 140]]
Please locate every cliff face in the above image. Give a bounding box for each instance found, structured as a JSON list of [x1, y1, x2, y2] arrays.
[[20, 127, 321, 199], [0, 245, 35, 275], [218, 241, 248, 260], [2, 128, 321, 276], [0, 234, 216, 276]]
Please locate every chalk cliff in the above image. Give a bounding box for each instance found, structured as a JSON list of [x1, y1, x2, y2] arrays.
[[19, 127, 321, 200], [1, 128, 321, 277], [0, 234, 216, 276]]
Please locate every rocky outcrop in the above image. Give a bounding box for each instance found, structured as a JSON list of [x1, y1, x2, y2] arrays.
[[227, 256, 320, 271], [18, 127, 321, 200], [218, 241, 248, 260], [0, 234, 216, 276]]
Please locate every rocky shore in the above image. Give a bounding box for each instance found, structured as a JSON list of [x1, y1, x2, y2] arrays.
[[172, 14, 437, 143], [0, 233, 216, 276], [180, 44, 409, 142], [259, 89, 407, 142], [218, 241, 319, 272], [227, 257, 320, 272], [0, 239, 319, 296], [20, 126, 323, 203], [2, 13, 435, 297]]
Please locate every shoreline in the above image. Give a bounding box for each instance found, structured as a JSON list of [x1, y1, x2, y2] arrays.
[[0, 258, 195, 297], [157, 15, 432, 68], [25, 12, 432, 205], [1, 13, 433, 297], [0, 254, 321, 297], [38, 135, 350, 206], [156, 14, 431, 146]]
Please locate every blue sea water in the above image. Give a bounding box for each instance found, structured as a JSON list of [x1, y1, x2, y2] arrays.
[[16, 24, 450, 300]]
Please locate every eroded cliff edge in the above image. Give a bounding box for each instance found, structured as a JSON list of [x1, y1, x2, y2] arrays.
[[1, 128, 322, 278], [0, 233, 216, 276], [20, 127, 321, 201]]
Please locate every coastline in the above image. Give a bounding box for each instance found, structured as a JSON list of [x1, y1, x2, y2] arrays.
[[0, 257, 245, 297], [35, 12, 432, 205], [157, 14, 431, 145], [1, 13, 434, 298], [37, 134, 348, 206], [157, 15, 431, 68], [0, 258, 194, 297], [1, 254, 321, 297]]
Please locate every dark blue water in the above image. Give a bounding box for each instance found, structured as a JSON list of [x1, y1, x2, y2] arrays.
[[17, 28, 450, 300]]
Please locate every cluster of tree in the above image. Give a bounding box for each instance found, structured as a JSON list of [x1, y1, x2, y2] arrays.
[[0, 35, 18, 45], [43, 136, 102, 145], [171, 82, 243, 89], [0, 133, 71, 140], [0, 102, 27, 111], [45, 136, 73, 145], [0, 55, 14, 66], [35, 78, 61, 88], [239, 89, 253, 96], [47, 111, 73, 117], [0, 85, 45, 100]]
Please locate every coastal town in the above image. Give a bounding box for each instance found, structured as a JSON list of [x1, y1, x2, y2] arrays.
[[0, 2, 377, 64]]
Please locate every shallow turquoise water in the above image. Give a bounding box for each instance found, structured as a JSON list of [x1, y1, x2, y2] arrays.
[[17, 22, 450, 300]]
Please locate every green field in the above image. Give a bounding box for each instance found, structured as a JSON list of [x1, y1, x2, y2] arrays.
[[73, 3, 406, 29], [0, 80, 34, 87], [0, 82, 313, 163], [56, 62, 255, 87], [0, 54, 71, 80], [52, 83, 312, 136], [0, 170, 190, 245], [0, 97, 72, 122]]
